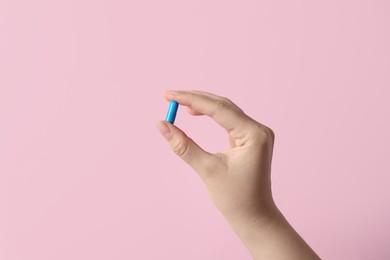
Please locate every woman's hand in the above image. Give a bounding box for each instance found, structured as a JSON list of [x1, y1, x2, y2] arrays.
[[156, 90, 320, 260], [157, 90, 276, 222]]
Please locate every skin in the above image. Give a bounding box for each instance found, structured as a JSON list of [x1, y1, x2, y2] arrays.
[[156, 90, 320, 260]]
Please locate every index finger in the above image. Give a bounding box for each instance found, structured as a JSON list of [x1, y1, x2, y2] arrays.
[[164, 90, 253, 136]]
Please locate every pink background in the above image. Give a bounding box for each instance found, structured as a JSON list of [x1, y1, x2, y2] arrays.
[[1, 1, 389, 259]]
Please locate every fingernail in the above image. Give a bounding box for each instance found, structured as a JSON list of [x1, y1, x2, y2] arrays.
[[156, 122, 171, 138]]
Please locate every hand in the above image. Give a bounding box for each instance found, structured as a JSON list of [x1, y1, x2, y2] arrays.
[[156, 90, 276, 221], [156, 90, 320, 260]]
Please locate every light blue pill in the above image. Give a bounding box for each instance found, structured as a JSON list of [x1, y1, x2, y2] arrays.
[[165, 101, 179, 124]]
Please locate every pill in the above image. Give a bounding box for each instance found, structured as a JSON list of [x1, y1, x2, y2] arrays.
[[165, 100, 179, 124]]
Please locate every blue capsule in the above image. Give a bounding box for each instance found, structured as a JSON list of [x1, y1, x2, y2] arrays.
[[165, 100, 179, 124]]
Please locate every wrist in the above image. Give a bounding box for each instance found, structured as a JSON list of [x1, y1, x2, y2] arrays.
[[224, 199, 282, 240], [221, 190, 279, 227]]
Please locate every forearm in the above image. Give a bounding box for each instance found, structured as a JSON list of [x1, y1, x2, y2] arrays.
[[225, 203, 320, 260]]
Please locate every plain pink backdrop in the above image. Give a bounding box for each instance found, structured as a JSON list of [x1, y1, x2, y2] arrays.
[[1, 0, 389, 259]]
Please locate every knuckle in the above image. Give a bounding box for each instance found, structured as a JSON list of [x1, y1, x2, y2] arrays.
[[266, 127, 275, 143], [252, 124, 275, 146], [216, 97, 233, 109], [218, 97, 245, 114], [171, 136, 190, 157]]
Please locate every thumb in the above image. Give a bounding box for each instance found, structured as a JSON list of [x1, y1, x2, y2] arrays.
[[156, 120, 214, 174]]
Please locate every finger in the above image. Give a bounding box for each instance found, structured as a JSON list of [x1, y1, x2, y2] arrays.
[[156, 120, 216, 175], [165, 90, 236, 111], [186, 90, 243, 116], [187, 106, 203, 116], [188, 90, 232, 101], [164, 90, 253, 138]]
